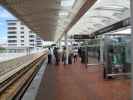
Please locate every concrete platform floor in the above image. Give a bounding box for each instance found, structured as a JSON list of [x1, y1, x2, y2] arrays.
[[36, 59, 131, 100]]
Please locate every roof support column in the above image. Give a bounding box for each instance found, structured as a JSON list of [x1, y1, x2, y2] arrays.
[[131, 0, 133, 98], [58, 39, 61, 48], [65, 33, 68, 64], [100, 37, 104, 64]]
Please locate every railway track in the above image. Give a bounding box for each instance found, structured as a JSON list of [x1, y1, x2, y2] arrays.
[[0, 52, 48, 100]]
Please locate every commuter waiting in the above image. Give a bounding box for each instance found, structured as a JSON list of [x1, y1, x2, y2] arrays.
[[48, 48, 52, 64], [73, 49, 78, 63], [68, 49, 73, 64], [80, 48, 88, 66], [62, 47, 67, 65], [78, 47, 82, 57], [53, 47, 60, 65]]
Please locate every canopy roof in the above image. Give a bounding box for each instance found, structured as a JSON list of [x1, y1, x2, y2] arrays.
[[68, 0, 130, 36], [1, 0, 96, 41], [0, 0, 130, 41]]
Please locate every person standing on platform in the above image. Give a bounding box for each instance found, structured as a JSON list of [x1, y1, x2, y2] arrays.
[[62, 47, 67, 65], [81, 49, 85, 64], [78, 47, 82, 57], [53, 47, 60, 65], [81, 47, 88, 65], [97, 48, 100, 62], [48, 48, 52, 64], [68, 49, 73, 64], [73, 49, 78, 63]]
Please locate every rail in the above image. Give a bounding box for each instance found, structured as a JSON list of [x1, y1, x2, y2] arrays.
[[0, 52, 48, 100]]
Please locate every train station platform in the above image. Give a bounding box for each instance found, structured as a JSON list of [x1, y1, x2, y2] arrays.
[[35, 58, 131, 100]]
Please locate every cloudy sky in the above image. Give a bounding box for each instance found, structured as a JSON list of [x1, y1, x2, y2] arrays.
[[0, 6, 16, 43]]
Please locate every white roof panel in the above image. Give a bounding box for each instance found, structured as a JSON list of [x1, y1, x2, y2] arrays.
[[68, 0, 130, 36]]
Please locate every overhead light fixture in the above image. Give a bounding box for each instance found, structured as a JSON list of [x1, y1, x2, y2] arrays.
[[97, 0, 101, 3], [115, 28, 131, 34], [59, 11, 69, 16], [61, 0, 76, 7]]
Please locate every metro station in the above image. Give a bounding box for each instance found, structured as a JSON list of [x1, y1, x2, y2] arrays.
[[0, 0, 132, 100]]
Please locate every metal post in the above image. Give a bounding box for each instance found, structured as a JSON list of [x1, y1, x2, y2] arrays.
[[130, 0, 133, 99], [65, 33, 68, 64]]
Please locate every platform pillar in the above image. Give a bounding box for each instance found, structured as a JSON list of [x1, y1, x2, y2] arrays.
[[65, 33, 68, 64], [57, 41, 59, 47], [131, 0, 133, 99], [59, 39, 61, 48], [100, 37, 104, 64]]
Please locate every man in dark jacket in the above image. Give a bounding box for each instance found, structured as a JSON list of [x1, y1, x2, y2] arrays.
[[53, 47, 60, 65]]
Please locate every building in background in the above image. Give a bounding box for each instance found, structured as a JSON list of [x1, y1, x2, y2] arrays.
[[36, 36, 43, 50], [7, 20, 44, 52]]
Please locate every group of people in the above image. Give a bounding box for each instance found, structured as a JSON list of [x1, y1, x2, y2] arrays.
[[48, 46, 101, 66], [48, 46, 78, 65]]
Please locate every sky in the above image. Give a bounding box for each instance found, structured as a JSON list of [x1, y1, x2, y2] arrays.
[[0, 5, 16, 43]]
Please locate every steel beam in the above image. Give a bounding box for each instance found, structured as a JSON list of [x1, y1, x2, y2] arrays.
[[58, 0, 97, 41]]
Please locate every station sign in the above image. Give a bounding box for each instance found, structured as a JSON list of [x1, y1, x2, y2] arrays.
[[72, 35, 90, 39]]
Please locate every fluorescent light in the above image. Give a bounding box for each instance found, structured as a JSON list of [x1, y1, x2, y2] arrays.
[[61, 0, 76, 7], [115, 28, 131, 34], [59, 11, 68, 16]]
